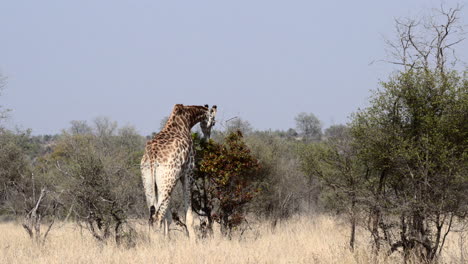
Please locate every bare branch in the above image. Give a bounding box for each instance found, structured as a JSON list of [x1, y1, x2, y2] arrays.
[[384, 4, 465, 72]]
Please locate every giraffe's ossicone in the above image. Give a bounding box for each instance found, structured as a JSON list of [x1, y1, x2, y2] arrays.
[[141, 104, 217, 240]]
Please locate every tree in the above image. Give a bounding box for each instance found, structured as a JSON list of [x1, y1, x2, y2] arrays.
[[225, 117, 253, 136], [0, 129, 60, 244], [286, 128, 298, 138], [93, 117, 117, 139], [349, 6, 468, 261], [0, 73, 61, 244], [43, 121, 145, 246], [192, 131, 260, 237], [295, 112, 322, 141], [0, 130, 35, 215], [351, 68, 467, 261], [299, 125, 364, 250], [247, 131, 307, 223], [298, 6, 467, 261], [69, 120, 92, 135], [324, 124, 347, 140], [384, 5, 465, 73], [0, 72, 10, 125]]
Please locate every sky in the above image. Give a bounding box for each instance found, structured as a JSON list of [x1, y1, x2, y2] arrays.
[[1, 0, 467, 135]]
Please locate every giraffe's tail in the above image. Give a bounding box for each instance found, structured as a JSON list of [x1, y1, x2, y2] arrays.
[[149, 180, 158, 223], [149, 205, 156, 226]]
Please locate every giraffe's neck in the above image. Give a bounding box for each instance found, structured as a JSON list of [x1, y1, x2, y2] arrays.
[[162, 105, 207, 135]]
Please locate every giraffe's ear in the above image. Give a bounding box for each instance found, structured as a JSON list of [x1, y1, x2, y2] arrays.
[[204, 104, 209, 108], [174, 104, 183, 114]]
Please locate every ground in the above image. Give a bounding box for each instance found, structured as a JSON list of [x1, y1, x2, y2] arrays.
[[1, 215, 466, 264]]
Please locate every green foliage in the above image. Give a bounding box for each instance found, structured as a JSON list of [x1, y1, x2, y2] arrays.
[[350, 69, 468, 259], [0, 129, 57, 216], [0, 130, 32, 185], [0, 130, 33, 215], [295, 112, 322, 141], [224, 118, 253, 136], [301, 126, 363, 202], [299, 125, 364, 248], [35, 122, 145, 243], [352, 69, 467, 210], [298, 69, 468, 256], [247, 131, 308, 218], [193, 131, 260, 234]]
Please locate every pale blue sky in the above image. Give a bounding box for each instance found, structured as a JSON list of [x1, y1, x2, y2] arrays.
[[1, 1, 467, 135]]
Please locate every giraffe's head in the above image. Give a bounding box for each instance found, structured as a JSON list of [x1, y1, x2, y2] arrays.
[[200, 104, 217, 139]]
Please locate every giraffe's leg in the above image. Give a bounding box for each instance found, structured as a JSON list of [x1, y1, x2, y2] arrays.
[[141, 161, 157, 228], [153, 165, 180, 237], [181, 171, 196, 241], [162, 210, 173, 238]]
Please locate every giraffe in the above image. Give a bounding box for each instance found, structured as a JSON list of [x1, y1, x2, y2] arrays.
[[141, 104, 217, 240]]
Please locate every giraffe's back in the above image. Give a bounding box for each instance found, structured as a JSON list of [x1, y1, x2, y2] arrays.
[[144, 130, 191, 165]]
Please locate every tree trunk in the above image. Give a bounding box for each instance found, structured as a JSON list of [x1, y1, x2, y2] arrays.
[[349, 197, 356, 251]]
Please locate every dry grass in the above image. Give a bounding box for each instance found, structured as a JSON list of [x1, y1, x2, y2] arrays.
[[1, 215, 466, 264]]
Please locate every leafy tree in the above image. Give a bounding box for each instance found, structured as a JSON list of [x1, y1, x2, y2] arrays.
[[225, 117, 253, 136], [286, 128, 298, 138], [247, 131, 307, 222], [0, 130, 35, 215], [0, 76, 60, 243], [351, 69, 467, 260], [0, 129, 60, 244], [298, 7, 467, 261], [324, 124, 347, 140], [192, 131, 260, 237], [42, 122, 145, 246], [69, 120, 92, 135], [348, 6, 468, 261], [295, 112, 322, 141], [299, 125, 364, 250]]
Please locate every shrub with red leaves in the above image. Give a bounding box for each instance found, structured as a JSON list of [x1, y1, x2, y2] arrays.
[[192, 131, 260, 236]]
